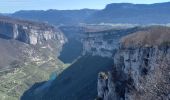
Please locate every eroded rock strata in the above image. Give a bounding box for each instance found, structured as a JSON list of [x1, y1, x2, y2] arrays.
[[97, 26, 170, 100]]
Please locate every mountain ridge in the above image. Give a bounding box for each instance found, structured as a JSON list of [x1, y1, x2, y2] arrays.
[[11, 2, 170, 25]]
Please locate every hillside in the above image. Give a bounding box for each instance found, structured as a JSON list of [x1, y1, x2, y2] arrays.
[[0, 16, 68, 100], [121, 26, 170, 48]]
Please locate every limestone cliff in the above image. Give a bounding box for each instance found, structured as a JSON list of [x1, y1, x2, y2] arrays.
[[0, 16, 66, 45], [0, 16, 67, 64], [96, 26, 170, 100], [82, 27, 139, 57]]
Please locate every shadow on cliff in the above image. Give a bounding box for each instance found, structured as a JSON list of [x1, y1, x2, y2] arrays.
[[58, 39, 83, 63], [21, 55, 114, 100]]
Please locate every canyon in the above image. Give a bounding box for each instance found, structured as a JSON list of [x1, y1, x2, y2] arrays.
[[0, 2, 170, 100], [20, 24, 170, 100]]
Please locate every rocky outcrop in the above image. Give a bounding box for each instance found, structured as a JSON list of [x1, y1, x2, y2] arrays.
[[97, 26, 170, 100], [0, 16, 66, 45], [82, 27, 139, 57]]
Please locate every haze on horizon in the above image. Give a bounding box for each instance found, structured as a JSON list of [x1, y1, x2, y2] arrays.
[[0, 0, 170, 13]]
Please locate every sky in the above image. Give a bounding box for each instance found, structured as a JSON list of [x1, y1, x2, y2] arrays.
[[0, 0, 170, 13]]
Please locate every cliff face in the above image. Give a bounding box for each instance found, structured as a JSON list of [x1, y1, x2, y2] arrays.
[[0, 16, 67, 62], [58, 25, 115, 63], [82, 27, 139, 57], [58, 26, 84, 63], [0, 16, 66, 45], [0, 16, 67, 66], [97, 26, 170, 100]]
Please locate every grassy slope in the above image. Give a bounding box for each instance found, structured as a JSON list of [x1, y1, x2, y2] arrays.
[[121, 26, 170, 48], [0, 58, 68, 100]]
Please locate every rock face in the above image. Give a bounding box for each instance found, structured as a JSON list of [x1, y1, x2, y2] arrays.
[[58, 25, 116, 63], [0, 16, 67, 66], [0, 16, 66, 45], [82, 27, 140, 57], [0, 16, 67, 63], [97, 26, 170, 100]]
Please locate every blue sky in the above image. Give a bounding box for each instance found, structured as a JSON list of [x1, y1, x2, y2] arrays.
[[0, 0, 170, 13]]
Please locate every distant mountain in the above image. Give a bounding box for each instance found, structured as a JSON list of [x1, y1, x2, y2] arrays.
[[12, 9, 98, 25], [87, 2, 170, 24], [11, 2, 170, 25]]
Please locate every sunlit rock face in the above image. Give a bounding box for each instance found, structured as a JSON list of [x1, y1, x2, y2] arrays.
[[82, 27, 139, 57], [0, 16, 66, 45], [97, 26, 170, 100], [0, 16, 67, 66]]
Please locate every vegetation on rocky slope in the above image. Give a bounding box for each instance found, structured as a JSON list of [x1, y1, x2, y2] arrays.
[[0, 16, 68, 100], [0, 58, 68, 100], [121, 26, 170, 48]]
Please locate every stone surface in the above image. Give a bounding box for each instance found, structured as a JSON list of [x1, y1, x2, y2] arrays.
[[82, 27, 139, 57], [0, 16, 66, 45], [97, 26, 170, 100]]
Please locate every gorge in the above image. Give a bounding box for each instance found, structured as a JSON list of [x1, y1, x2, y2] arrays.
[[0, 2, 170, 100]]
